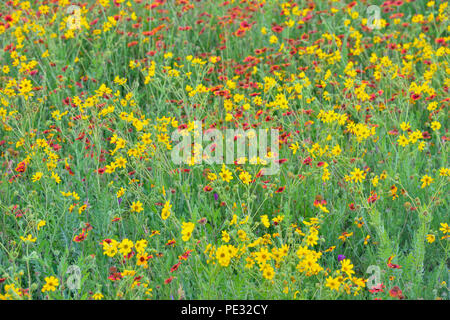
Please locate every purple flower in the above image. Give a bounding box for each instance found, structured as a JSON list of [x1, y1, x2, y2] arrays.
[[118, 197, 122, 205], [214, 193, 219, 201], [338, 255, 346, 262]]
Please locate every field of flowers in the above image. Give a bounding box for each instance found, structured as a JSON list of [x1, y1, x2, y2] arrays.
[[0, 0, 448, 301]]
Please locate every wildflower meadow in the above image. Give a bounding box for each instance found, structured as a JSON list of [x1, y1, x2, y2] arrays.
[[0, 0, 449, 301]]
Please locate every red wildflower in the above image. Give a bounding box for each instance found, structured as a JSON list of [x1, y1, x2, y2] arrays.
[[389, 286, 404, 299], [15, 161, 27, 173], [164, 276, 174, 284], [303, 157, 312, 166], [369, 283, 385, 293], [166, 239, 176, 246], [271, 25, 283, 33], [387, 256, 402, 269], [275, 186, 285, 193], [108, 272, 123, 281], [179, 250, 193, 260], [170, 262, 182, 272], [367, 192, 378, 204], [73, 232, 87, 242]]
